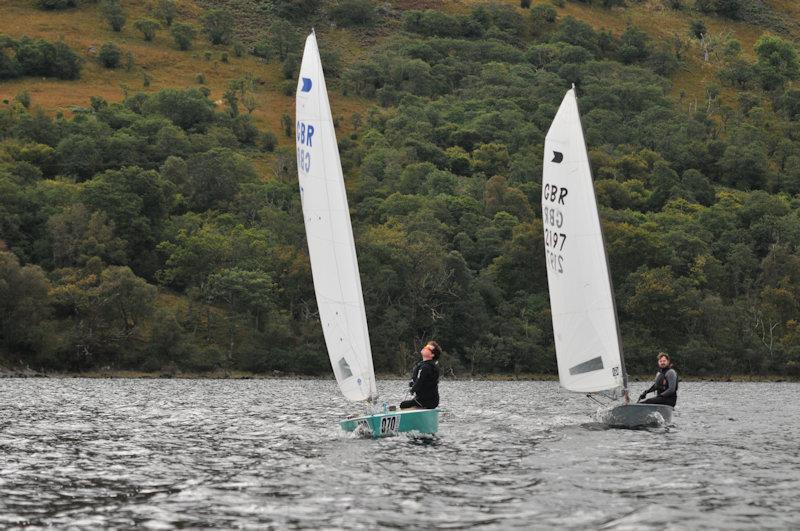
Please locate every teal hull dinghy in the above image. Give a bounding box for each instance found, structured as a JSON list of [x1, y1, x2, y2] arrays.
[[340, 409, 439, 438], [297, 33, 435, 435]]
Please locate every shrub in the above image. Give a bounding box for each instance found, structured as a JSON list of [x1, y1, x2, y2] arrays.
[[37, 0, 76, 9], [102, 0, 127, 32], [329, 0, 377, 27], [252, 39, 273, 61], [232, 40, 244, 58], [273, 0, 323, 20], [261, 131, 277, 152], [15, 37, 82, 80], [0, 49, 22, 80], [171, 23, 196, 50], [99, 42, 122, 68], [531, 4, 557, 24], [689, 19, 706, 39], [281, 113, 293, 137], [15, 90, 31, 108], [152, 0, 177, 26], [134, 18, 161, 41], [520, 0, 531, 7], [202, 8, 234, 45]]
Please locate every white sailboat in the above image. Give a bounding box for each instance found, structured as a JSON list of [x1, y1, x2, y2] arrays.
[[542, 87, 673, 427], [295, 31, 438, 437]]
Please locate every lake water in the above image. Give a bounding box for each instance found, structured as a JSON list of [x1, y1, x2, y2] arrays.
[[0, 379, 798, 528]]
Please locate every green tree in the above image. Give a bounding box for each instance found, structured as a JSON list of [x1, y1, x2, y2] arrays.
[[753, 34, 800, 91], [98, 42, 122, 68], [102, 0, 127, 32], [170, 23, 196, 51], [0, 250, 53, 357], [134, 18, 161, 41], [201, 8, 234, 45], [152, 0, 177, 26], [47, 204, 124, 267], [329, 0, 376, 27], [37, 0, 76, 9], [186, 147, 256, 211]]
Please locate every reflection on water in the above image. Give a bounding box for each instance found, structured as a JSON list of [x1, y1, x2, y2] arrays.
[[0, 379, 798, 528]]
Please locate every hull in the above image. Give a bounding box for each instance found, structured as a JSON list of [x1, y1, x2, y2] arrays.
[[607, 403, 673, 428], [340, 409, 439, 438]]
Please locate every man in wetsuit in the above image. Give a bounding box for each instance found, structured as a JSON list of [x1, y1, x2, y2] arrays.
[[399, 341, 441, 410], [638, 352, 678, 407]]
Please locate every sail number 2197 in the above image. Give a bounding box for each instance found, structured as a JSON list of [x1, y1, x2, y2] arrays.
[[543, 202, 567, 275]]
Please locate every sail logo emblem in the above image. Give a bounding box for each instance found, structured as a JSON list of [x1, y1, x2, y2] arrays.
[[552, 151, 563, 163], [301, 78, 313, 92]]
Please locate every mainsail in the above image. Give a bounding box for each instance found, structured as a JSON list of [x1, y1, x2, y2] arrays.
[[542, 88, 627, 394], [296, 32, 377, 402]]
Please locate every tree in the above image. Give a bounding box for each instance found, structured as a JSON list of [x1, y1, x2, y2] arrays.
[[98, 42, 122, 68], [0, 250, 52, 357], [141, 88, 215, 131], [102, 0, 127, 32], [205, 268, 276, 361], [273, 0, 323, 20], [37, 0, 76, 9], [50, 265, 156, 367], [186, 147, 256, 211], [170, 23, 196, 51], [152, 0, 177, 26], [689, 19, 706, 39], [329, 0, 376, 27], [47, 204, 126, 268], [618, 25, 650, 64], [201, 8, 234, 45], [134, 19, 161, 41], [753, 34, 800, 91]]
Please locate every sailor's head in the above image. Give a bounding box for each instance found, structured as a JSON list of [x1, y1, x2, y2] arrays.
[[657, 352, 671, 369], [421, 341, 441, 361]]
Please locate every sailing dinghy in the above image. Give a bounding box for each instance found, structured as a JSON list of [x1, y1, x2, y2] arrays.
[[296, 31, 438, 438], [541, 87, 673, 428]]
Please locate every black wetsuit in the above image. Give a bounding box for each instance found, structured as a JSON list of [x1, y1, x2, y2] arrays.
[[641, 367, 678, 407], [400, 359, 439, 409]]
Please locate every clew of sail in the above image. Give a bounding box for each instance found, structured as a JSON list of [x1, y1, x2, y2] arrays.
[[296, 32, 377, 402], [542, 88, 626, 395]]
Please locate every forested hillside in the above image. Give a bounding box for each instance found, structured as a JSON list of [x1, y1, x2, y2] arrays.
[[1, 0, 799, 377]]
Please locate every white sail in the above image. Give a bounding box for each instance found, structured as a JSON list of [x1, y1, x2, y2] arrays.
[[542, 88, 626, 394], [296, 32, 377, 402]]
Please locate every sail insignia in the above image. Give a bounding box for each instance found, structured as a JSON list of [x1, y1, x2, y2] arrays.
[[568, 356, 604, 375], [552, 150, 564, 163], [338, 357, 353, 379]]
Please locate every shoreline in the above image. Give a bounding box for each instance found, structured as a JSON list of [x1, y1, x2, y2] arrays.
[[0, 367, 797, 382]]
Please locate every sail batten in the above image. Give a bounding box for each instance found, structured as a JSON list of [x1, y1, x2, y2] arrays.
[[542, 88, 625, 395], [296, 33, 377, 402]]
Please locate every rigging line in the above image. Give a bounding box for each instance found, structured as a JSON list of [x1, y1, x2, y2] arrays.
[[585, 393, 607, 407]]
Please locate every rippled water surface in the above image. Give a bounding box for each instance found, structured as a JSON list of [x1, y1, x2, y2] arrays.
[[1, 379, 799, 528]]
